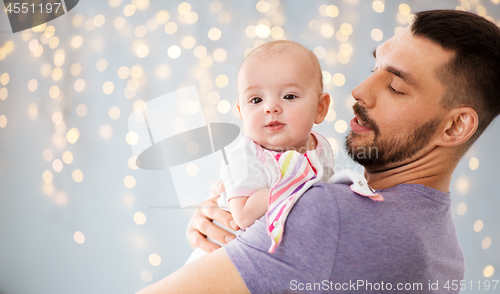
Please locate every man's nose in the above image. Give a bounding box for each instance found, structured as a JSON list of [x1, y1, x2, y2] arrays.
[[351, 73, 378, 109], [265, 101, 282, 114]]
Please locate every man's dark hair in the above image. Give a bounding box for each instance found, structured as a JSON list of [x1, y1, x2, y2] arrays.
[[411, 10, 500, 145]]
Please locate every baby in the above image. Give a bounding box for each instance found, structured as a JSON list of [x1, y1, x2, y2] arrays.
[[187, 40, 334, 262]]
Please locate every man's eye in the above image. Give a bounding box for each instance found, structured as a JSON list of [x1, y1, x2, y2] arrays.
[[250, 97, 262, 104], [389, 85, 405, 95], [283, 94, 297, 100]]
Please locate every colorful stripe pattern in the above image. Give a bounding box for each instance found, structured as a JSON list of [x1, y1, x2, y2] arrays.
[[266, 150, 320, 253]]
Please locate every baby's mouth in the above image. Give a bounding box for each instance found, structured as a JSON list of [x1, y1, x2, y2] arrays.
[[266, 121, 285, 131]]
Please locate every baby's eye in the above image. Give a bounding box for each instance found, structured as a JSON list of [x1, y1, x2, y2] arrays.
[[250, 97, 262, 104], [283, 94, 297, 100]]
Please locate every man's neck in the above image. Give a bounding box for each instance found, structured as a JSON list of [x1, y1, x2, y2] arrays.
[[364, 147, 458, 193]]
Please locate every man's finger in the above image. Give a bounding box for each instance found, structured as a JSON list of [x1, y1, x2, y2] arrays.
[[189, 231, 220, 253], [197, 219, 236, 246], [200, 202, 239, 231]]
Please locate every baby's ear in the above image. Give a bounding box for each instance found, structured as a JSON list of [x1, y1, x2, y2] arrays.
[[315, 92, 331, 124], [237, 101, 243, 122]]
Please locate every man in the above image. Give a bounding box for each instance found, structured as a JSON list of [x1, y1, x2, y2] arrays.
[[138, 10, 500, 294]]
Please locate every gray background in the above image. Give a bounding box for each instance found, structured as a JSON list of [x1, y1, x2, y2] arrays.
[[0, 0, 499, 293]]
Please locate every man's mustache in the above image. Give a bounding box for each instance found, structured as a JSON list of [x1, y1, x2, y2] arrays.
[[352, 103, 379, 134]]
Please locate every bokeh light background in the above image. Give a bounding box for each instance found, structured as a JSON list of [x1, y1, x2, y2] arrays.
[[0, 0, 499, 293]]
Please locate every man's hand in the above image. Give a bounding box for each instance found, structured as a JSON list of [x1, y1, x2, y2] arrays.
[[186, 180, 240, 253]]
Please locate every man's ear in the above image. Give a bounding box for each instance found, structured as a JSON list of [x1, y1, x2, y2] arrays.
[[436, 107, 478, 147], [314, 92, 331, 124]]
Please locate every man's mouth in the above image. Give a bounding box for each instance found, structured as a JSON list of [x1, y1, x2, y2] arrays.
[[356, 117, 366, 127]]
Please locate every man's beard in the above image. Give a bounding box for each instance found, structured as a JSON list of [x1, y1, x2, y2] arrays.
[[345, 103, 441, 170]]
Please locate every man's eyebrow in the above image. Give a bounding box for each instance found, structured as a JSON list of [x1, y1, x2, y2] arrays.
[[386, 66, 418, 88]]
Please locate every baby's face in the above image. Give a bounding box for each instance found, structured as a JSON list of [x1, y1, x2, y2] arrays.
[[237, 51, 324, 152]]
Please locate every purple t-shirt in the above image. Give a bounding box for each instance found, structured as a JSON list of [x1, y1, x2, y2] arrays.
[[225, 183, 465, 293]]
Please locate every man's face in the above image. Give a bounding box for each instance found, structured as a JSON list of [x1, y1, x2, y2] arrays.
[[346, 27, 455, 170]]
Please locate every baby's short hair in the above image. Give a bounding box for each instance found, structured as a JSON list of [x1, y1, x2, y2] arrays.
[[243, 40, 323, 92]]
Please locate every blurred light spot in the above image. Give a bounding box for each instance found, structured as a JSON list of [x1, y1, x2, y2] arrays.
[[335, 120, 348, 133], [135, 25, 147, 38], [141, 270, 153, 282], [42, 183, 54, 195], [124, 4, 136, 17], [52, 132, 64, 145], [29, 39, 39, 52], [185, 11, 198, 24], [186, 141, 200, 155], [136, 44, 149, 58], [399, 3, 411, 16], [49, 36, 59, 49], [28, 79, 38, 92], [245, 25, 257, 38], [70, 63, 81, 76], [332, 73, 346, 86], [66, 128, 80, 144], [336, 31, 348, 42], [168, 45, 181, 59], [32, 23, 47, 33], [455, 176, 470, 195], [407, 14, 416, 25], [123, 194, 135, 207], [178, 2, 191, 14], [41, 63, 52, 78], [322, 71, 331, 85], [186, 100, 200, 114], [71, 35, 83, 48], [156, 10, 170, 23], [74, 231, 85, 244], [52, 68, 63, 81], [130, 65, 144, 78], [371, 29, 383, 41], [62, 151, 74, 164], [340, 23, 353, 36], [124, 175, 136, 189], [256, 1, 270, 13], [0, 73, 9, 85], [155, 64, 171, 80], [255, 24, 271, 39], [134, 211, 146, 224], [216, 74, 229, 88], [272, 14, 284, 26], [118, 66, 130, 79], [181, 36, 196, 49], [194, 46, 207, 58], [149, 254, 161, 266], [114, 17, 126, 29], [109, 0, 121, 7], [132, 0, 150, 10], [326, 5, 339, 17], [457, 202, 467, 215], [476, 5, 486, 16], [126, 132, 139, 145], [473, 219, 483, 232], [96, 59, 108, 72], [124, 89, 136, 99], [164, 22, 177, 34], [271, 26, 284, 39], [28, 103, 38, 120], [49, 86, 60, 99], [208, 28, 222, 40], [218, 11, 230, 24], [207, 91, 220, 104], [213, 48, 227, 62], [337, 52, 350, 64], [314, 47, 326, 59], [76, 104, 87, 117], [102, 81, 115, 95], [372, 0, 385, 13], [72, 15, 84, 27], [100, 125, 113, 139], [128, 157, 138, 170], [483, 265, 494, 278], [210, 1, 223, 13], [327, 137, 338, 153], [482, 237, 491, 249], [52, 111, 63, 125], [186, 163, 199, 176], [55, 192, 68, 206], [339, 43, 353, 56], [108, 106, 120, 120], [325, 109, 336, 122], [0, 88, 7, 100], [43, 149, 54, 161], [52, 159, 63, 172], [94, 15, 105, 27], [217, 100, 231, 113], [74, 79, 85, 92], [43, 170, 53, 184], [469, 157, 479, 170]]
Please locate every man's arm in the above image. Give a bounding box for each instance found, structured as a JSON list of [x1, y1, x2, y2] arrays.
[[136, 248, 250, 294]]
